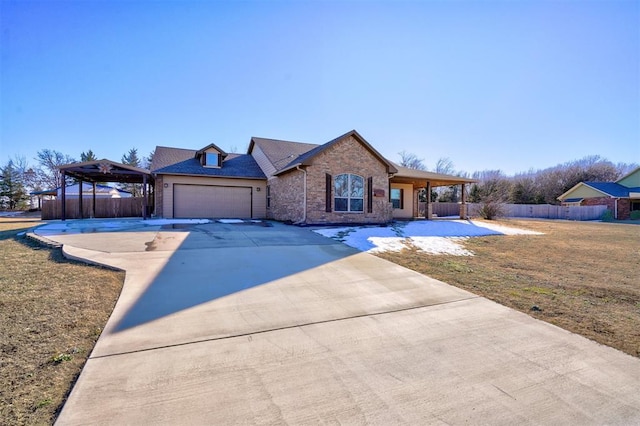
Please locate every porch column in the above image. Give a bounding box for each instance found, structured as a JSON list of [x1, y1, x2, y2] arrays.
[[92, 182, 97, 218], [142, 175, 148, 220], [425, 181, 432, 219], [61, 172, 66, 221], [460, 183, 467, 219], [78, 179, 83, 219]]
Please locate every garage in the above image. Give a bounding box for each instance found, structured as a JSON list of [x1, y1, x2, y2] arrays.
[[173, 184, 252, 218]]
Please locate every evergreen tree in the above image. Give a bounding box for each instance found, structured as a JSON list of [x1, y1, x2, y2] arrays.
[[0, 160, 29, 210], [80, 150, 98, 162], [120, 148, 141, 196], [121, 148, 141, 167]]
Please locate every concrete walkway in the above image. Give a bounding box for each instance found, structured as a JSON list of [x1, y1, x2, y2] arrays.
[[36, 219, 640, 425]]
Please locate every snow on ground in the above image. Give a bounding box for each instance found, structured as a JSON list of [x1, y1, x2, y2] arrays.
[[313, 220, 542, 255], [144, 219, 210, 225], [218, 219, 245, 224], [0, 211, 24, 217]]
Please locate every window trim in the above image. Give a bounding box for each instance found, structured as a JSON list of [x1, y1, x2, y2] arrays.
[[204, 152, 221, 168], [334, 173, 364, 213], [391, 188, 404, 209]]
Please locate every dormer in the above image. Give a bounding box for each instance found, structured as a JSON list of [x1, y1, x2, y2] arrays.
[[196, 143, 228, 168]]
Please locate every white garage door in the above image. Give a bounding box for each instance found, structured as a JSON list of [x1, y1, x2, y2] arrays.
[[173, 184, 252, 218]]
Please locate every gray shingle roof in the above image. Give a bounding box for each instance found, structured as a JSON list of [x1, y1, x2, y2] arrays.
[[152, 146, 265, 179], [250, 137, 319, 172], [257, 130, 398, 176]]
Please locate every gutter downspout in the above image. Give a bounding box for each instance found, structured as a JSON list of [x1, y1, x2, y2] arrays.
[[614, 197, 619, 220], [295, 165, 307, 224]]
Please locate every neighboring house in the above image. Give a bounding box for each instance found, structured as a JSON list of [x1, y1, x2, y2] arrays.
[[31, 182, 132, 199], [558, 167, 640, 220], [151, 130, 475, 224]]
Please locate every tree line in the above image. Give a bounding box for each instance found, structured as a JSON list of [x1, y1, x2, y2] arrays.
[[398, 152, 637, 205], [0, 148, 154, 210]]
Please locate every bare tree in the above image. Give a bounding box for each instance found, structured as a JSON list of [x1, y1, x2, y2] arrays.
[[398, 151, 427, 170], [435, 157, 455, 175], [35, 149, 75, 189]]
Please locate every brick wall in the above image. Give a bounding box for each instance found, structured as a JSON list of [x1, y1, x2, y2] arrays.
[[304, 135, 393, 224], [581, 197, 631, 220], [267, 172, 305, 222]]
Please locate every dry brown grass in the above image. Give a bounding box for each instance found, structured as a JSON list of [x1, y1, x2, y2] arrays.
[[378, 219, 640, 357], [0, 216, 124, 425]]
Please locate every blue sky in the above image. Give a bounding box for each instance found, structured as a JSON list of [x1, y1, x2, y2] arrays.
[[1, 0, 638, 175]]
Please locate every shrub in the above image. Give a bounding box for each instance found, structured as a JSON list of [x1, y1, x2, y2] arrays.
[[477, 201, 505, 220], [630, 210, 640, 220], [601, 209, 614, 222]]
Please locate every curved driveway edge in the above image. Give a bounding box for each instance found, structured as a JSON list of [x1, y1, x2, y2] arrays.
[[37, 220, 640, 425]]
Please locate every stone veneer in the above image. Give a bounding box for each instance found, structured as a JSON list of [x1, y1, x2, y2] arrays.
[[268, 135, 393, 224], [154, 175, 164, 217]]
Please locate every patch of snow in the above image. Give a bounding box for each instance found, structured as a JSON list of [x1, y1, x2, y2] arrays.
[[17, 231, 26, 236], [218, 219, 244, 224], [0, 211, 23, 217], [410, 237, 473, 256], [468, 220, 543, 235], [144, 219, 210, 225], [314, 220, 542, 256]]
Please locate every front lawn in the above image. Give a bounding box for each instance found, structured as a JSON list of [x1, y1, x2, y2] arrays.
[[377, 219, 640, 357], [0, 217, 124, 425]]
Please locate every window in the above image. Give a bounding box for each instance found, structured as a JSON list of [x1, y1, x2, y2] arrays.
[[205, 153, 219, 167], [391, 188, 403, 209], [266, 185, 271, 209], [334, 174, 364, 212]]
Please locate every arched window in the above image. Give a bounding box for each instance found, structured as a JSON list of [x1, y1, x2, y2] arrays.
[[334, 174, 364, 212]]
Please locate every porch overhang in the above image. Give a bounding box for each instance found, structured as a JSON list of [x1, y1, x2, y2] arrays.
[[390, 165, 477, 188]]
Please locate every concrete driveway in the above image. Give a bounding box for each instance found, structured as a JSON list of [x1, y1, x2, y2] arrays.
[[35, 219, 640, 425]]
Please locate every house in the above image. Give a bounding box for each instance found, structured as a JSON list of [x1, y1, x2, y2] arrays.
[[31, 182, 133, 199], [151, 130, 476, 224], [557, 167, 640, 220]]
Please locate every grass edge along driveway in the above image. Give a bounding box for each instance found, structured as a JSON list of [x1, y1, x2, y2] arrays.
[[0, 217, 124, 425], [377, 219, 640, 358]]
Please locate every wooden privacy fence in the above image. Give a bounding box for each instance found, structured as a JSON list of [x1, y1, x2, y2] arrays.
[[419, 202, 608, 221], [42, 198, 148, 220]]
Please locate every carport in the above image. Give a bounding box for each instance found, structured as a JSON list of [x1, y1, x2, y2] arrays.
[[58, 159, 154, 220]]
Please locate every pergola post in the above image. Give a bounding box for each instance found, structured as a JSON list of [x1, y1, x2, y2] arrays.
[[425, 181, 432, 220], [61, 172, 66, 221], [78, 179, 83, 219], [92, 182, 97, 218], [142, 174, 148, 220], [460, 183, 467, 219]]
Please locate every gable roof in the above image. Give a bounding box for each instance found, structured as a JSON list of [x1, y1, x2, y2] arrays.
[[195, 142, 228, 159], [58, 159, 152, 184], [151, 146, 265, 179], [558, 181, 640, 200], [584, 182, 640, 197], [249, 137, 320, 172], [616, 166, 640, 187], [272, 130, 398, 176]]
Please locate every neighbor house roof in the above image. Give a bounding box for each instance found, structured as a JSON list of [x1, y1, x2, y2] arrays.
[[152, 146, 266, 179], [271, 130, 398, 176], [558, 181, 640, 201]]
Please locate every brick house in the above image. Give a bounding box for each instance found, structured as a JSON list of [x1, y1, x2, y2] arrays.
[[557, 167, 640, 220], [151, 130, 476, 224]]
